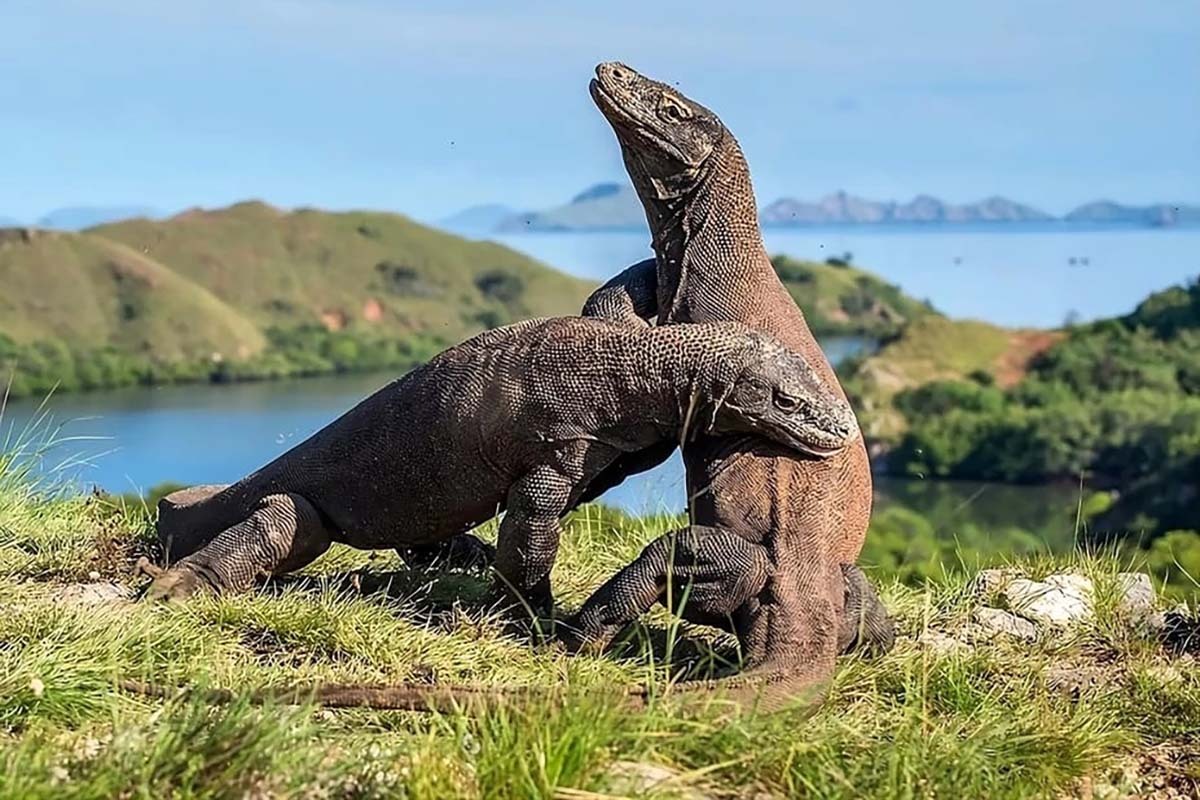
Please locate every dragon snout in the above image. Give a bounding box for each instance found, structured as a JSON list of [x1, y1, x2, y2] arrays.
[[595, 61, 636, 86]]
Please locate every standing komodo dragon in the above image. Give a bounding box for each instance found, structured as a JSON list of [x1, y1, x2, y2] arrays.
[[569, 63, 891, 704], [143, 316, 860, 611]]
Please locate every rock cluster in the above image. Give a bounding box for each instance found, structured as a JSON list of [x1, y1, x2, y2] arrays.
[[922, 570, 1185, 650]]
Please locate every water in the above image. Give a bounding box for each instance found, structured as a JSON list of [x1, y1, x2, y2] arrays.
[[492, 224, 1200, 328]]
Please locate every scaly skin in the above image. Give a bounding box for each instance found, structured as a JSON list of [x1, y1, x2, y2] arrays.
[[148, 316, 859, 615], [576, 62, 885, 707]]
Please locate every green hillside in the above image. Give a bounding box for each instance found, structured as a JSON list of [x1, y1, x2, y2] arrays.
[[853, 278, 1200, 546], [771, 254, 935, 337], [93, 202, 589, 339], [0, 203, 593, 398], [844, 316, 1061, 438], [0, 229, 265, 362]]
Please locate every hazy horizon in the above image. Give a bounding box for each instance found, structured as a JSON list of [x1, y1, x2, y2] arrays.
[[2, 0, 1197, 222]]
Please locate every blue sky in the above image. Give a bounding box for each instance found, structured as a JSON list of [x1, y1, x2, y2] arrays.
[[1, 0, 1197, 221]]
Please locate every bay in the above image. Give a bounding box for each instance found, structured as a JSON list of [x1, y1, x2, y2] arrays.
[[492, 223, 1199, 328]]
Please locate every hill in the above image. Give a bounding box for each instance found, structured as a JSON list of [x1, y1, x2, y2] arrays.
[[843, 316, 1061, 439], [437, 203, 517, 235], [852, 278, 1200, 541], [771, 254, 935, 338], [1065, 201, 1200, 227], [497, 182, 644, 232], [763, 192, 1054, 225], [0, 228, 266, 363], [92, 201, 591, 338], [0, 202, 593, 398]]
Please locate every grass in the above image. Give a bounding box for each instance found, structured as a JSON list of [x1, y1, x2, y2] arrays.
[[771, 254, 934, 338], [0, 437, 1197, 798]]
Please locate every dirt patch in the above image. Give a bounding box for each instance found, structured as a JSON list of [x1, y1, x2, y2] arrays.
[[362, 298, 384, 322], [320, 310, 347, 331], [993, 329, 1064, 387]]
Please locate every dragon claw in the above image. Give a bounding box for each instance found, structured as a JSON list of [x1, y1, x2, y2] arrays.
[[135, 556, 165, 579], [142, 566, 206, 601]]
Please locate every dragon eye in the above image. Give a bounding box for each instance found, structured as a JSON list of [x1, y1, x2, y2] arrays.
[[773, 390, 800, 412], [660, 97, 690, 121]]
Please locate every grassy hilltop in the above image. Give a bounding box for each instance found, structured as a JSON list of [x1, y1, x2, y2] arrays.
[[771, 254, 935, 339], [0, 203, 592, 398]]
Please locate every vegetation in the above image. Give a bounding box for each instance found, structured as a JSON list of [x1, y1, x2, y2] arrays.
[[0, 326, 447, 399], [842, 316, 1060, 439], [0, 204, 592, 399], [850, 279, 1200, 557], [770, 254, 935, 338], [0, 430, 1197, 798]]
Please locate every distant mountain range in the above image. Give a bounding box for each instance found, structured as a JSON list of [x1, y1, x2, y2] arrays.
[[0, 206, 161, 231], [437, 203, 518, 234], [1062, 201, 1200, 227], [762, 192, 1056, 224], [497, 183, 644, 232], [440, 185, 1200, 233]]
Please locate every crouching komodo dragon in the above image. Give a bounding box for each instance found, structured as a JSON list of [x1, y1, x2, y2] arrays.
[[570, 63, 893, 704], [142, 316, 860, 614]]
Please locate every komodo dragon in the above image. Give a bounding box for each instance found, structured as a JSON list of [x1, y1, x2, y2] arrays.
[[143, 316, 859, 610], [570, 63, 890, 703]]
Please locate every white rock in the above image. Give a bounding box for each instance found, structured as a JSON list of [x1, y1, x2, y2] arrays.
[[1115, 572, 1157, 623], [1002, 574, 1093, 627], [50, 582, 129, 607], [605, 761, 711, 800], [969, 568, 1022, 598], [918, 630, 972, 654], [972, 607, 1038, 641]]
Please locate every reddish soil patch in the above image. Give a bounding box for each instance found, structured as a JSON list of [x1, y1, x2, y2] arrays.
[[993, 329, 1064, 387], [320, 310, 347, 331], [362, 298, 384, 323]]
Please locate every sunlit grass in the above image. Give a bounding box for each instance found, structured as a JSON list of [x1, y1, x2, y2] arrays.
[[0, 431, 1196, 798]]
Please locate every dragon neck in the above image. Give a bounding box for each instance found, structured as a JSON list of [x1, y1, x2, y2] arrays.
[[631, 326, 745, 440], [645, 139, 773, 320]]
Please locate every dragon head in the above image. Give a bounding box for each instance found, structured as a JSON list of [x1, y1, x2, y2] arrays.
[[590, 62, 727, 201], [709, 331, 860, 459]]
